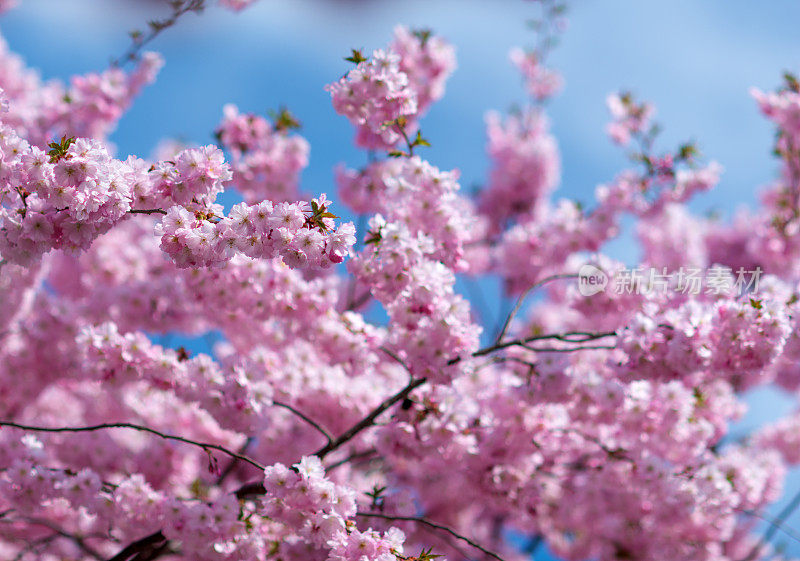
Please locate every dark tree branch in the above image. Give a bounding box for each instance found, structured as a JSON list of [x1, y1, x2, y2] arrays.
[[112, 0, 207, 67], [107, 531, 168, 561], [0, 421, 265, 471], [313, 377, 426, 460], [494, 273, 579, 343], [128, 209, 167, 215], [274, 400, 333, 444], [742, 487, 800, 561], [356, 512, 506, 561]]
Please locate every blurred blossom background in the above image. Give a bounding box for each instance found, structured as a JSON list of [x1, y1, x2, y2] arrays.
[[4, 0, 800, 557]]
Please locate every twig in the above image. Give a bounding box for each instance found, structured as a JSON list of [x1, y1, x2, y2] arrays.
[[494, 273, 578, 343], [356, 512, 506, 561], [313, 377, 426, 459], [106, 530, 168, 561], [20, 517, 104, 561], [395, 121, 416, 156], [480, 356, 538, 370], [112, 0, 207, 67], [0, 421, 264, 471], [214, 436, 254, 486], [379, 346, 413, 375], [129, 209, 167, 215], [742, 487, 800, 561], [273, 400, 333, 444], [740, 508, 800, 549], [519, 344, 617, 353], [471, 330, 617, 359], [325, 449, 378, 473], [13, 536, 58, 561], [345, 288, 373, 312], [418, 522, 474, 561]]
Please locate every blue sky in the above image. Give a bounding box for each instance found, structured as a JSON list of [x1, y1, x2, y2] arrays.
[[4, 0, 800, 557]]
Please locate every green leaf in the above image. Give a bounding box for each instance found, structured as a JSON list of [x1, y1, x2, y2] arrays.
[[412, 131, 431, 148], [344, 48, 367, 64], [417, 547, 444, 561], [365, 485, 387, 500], [677, 142, 698, 161], [47, 135, 77, 163], [269, 106, 301, 132], [364, 230, 382, 245], [411, 28, 433, 47], [784, 71, 800, 93]]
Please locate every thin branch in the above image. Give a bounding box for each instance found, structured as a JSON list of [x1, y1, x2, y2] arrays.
[[234, 481, 266, 499], [356, 512, 506, 561], [20, 517, 104, 561], [112, 0, 207, 67], [494, 273, 578, 343], [273, 400, 333, 444], [313, 377, 426, 460], [0, 421, 264, 471], [417, 522, 474, 561], [395, 121, 416, 157], [345, 288, 374, 312], [519, 343, 617, 353], [379, 346, 413, 376], [469, 330, 617, 360], [13, 535, 58, 561], [742, 487, 800, 561], [552, 427, 634, 464], [106, 530, 167, 561], [214, 436, 254, 487], [128, 209, 167, 215], [325, 448, 378, 473], [739, 508, 800, 550], [480, 356, 538, 370]]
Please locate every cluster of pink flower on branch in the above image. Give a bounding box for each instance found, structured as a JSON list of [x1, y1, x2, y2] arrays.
[[4, 1, 800, 561], [0, 122, 354, 268]]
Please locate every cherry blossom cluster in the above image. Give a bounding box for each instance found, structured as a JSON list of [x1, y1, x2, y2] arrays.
[[4, 3, 800, 561], [337, 156, 483, 271], [752, 84, 800, 150], [156, 197, 355, 268], [348, 216, 481, 381], [0, 105, 354, 268], [0, 132, 136, 264], [509, 47, 563, 101], [616, 285, 792, 390], [495, 135, 721, 292], [0, 31, 162, 146], [215, 104, 310, 203], [326, 49, 418, 150], [605, 91, 655, 146], [390, 26, 456, 115], [478, 108, 560, 230], [507, 0, 566, 102], [327, 28, 456, 151]]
